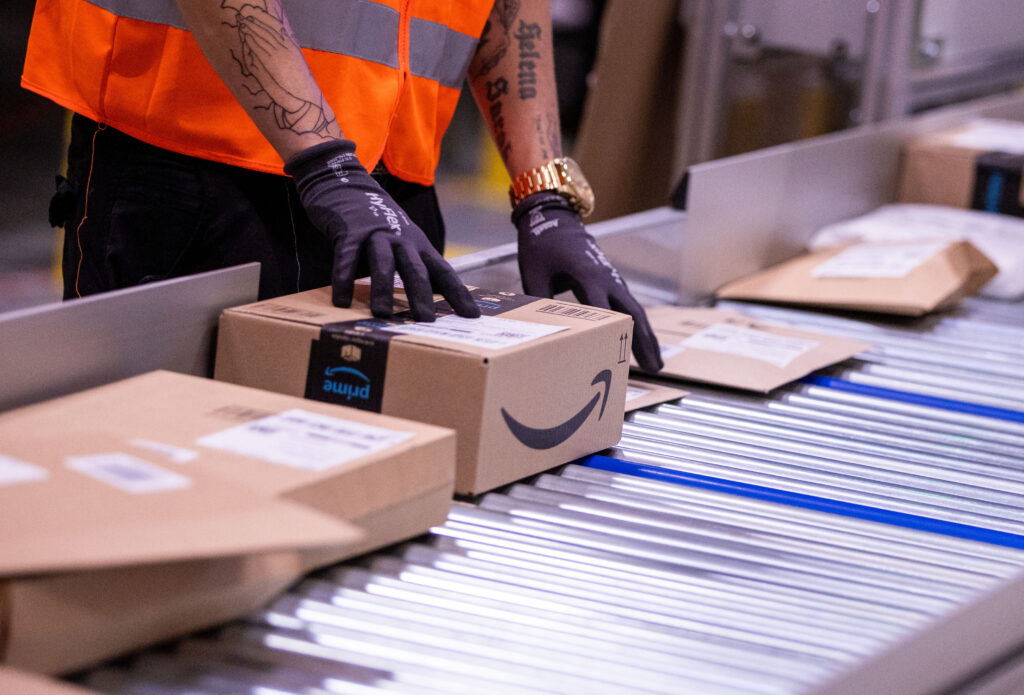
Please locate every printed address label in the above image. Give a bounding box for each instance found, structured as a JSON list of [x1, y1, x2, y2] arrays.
[[0, 454, 49, 488], [811, 242, 948, 279], [680, 323, 820, 368], [378, 314, 567, 349], [197, 408, 414, 472], [65, 453, 191, 494]]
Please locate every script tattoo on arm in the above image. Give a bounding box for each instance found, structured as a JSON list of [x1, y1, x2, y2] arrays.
[[534, 114, 560, 160], [544, 113, 559, 158], [221, 0, 335, 138], [469, 0, 561, 177], [514, 19, 541, 99]]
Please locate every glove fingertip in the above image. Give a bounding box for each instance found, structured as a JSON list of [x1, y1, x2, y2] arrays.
[[458, 301, 482, 319], [332, 285, 354, 308], [409, 302, 437, 323], [634, 353, 663, 375], [449, 287, 481, 319], [369, 297, 394, 319]]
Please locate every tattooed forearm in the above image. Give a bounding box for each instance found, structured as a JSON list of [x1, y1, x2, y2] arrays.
[[221, 0, 335, 138], [470, 20, 507, 79], [485, 77, 513, 161], [468, 0, 561, 176], [469, 0, 521, 80], [534, 114, 561, 160], [514, 19, 541, 99], [544, 113, 560, 157], [534, 116, 548, 160], [494, 0, 521, 31]]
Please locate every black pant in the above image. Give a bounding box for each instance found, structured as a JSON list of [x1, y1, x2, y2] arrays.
[[54, 114, 446, 301]]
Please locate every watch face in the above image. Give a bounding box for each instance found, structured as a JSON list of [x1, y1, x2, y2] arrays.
[[559, 158, 595, 217]]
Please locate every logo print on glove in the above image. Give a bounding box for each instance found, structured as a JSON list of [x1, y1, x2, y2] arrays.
[[500, 370, 612, 450]]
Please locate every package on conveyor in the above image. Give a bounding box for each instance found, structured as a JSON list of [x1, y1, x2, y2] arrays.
[[623, 378, 689, 412], [214, 285, 633, 494], [898, 118, 1024, 217], [640, 307, 869, 392], [714, 239, 998, 316], [0, 371, 455, 675], [807, 204, 1024, 301]]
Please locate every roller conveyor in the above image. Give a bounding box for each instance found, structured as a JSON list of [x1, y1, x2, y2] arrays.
[[76, 298, 1024, 695]]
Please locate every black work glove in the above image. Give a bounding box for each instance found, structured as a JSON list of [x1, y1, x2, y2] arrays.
[[285, 139, 480, 322], [513, 192, 663, 374]]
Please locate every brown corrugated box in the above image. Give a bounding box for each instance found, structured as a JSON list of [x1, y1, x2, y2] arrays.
[[644, 307, 869, 392], [898, 118, 1024, 216], [214, 286, 633, 494], [623, 378, 689, 412], [0, 371, 455, 675], [715, 240, 998, 316], [0, 667, 101, 695]]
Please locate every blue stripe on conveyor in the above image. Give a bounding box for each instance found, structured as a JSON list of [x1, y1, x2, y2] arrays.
[[580, 454, 1024, 550], [802, 375, 1024, 423]]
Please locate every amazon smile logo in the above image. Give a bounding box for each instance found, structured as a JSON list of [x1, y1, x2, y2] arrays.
[[500, 370, 612, 450]]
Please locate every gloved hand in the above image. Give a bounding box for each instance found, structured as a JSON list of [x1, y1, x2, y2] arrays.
[[513, 192, 663, 374], [285, 139, 480, 322]]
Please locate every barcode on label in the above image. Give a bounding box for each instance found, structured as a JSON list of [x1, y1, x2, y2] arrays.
[[197, 409, 414, 472], [537, 304, 611, 321]]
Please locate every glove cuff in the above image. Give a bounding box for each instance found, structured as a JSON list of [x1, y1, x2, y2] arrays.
[[283, 139, 363, 180], [510, 191, 573, 227]]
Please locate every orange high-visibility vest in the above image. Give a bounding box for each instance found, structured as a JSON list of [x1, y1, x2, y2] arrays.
[[22, 0, 493, 184]]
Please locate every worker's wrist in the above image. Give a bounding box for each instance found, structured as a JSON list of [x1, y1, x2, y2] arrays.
[[283, 138, 362, 179]]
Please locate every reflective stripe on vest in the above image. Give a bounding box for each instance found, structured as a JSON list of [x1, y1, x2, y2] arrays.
[[23, 0, 493, 181], [80, 0, 477, 89]]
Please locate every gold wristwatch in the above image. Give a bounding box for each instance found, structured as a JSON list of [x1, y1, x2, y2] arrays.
[[509, 157, 595, 217]]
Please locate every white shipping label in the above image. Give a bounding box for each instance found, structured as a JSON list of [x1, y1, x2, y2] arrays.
[[197, 409, 414, 472], [625, 386, 652, 402], [377, 314, 567, 349], [65, 453, 191, 494], [681, 323, 820, 368], [811, 242, 948, 279], [0, 454, 48, 487]]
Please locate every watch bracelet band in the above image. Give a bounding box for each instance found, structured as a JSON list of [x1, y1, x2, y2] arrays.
[[509, 162, 563, 208]]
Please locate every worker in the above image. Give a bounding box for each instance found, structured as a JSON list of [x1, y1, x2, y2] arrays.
[[23, 0, 662, 373]]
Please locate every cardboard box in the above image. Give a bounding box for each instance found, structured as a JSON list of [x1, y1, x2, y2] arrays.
[[715, 240, 997, 316], [624, 378, 689, 412], [0, 371, 455, 674], [214, 286, 633, 494], [898, 118, 1024, 216], [0, 667, 100, 695], [643, 307, 869, 392]]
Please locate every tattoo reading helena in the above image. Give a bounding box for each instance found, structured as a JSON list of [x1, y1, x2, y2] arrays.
[[514, 20, 541, 99], [222, 0, 335, 138]]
